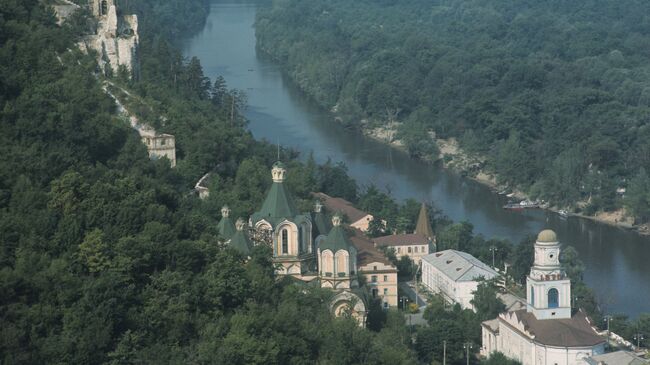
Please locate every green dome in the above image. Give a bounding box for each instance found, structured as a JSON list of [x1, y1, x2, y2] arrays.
[[229, 219, 252, 256], [318, 215, 353, 253]]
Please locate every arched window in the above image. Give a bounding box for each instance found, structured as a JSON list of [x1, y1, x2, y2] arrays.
[[101, 0, 108, 15], [298, 227, 303, 254], [548, 288, 559, 308], [530, 286, 535, 306], [336, 251, 348, 276], [321, 250, 333, 275], [281, 229, 288, 255]]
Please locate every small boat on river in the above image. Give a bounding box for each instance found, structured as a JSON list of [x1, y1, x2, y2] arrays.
[[503, 200, 543, 210]]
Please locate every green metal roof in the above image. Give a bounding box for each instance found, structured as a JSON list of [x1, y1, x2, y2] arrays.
[[252, 181, 299, 226], [312, 210, 331, 238], [319, 223, 353, 253], [217, 216, 236, 240], [229, 229, 252, 256]]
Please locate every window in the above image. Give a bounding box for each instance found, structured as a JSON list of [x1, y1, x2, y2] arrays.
[[281, 229, 288, 254], [371, 275, 377, 283], [101, 0, 107, 15], [383, 288, 388, 295], [372, 288, 378, 297], [397, 247, 401, 253], [548, 288, 559, 308], [530, 287, 535, 306], [298, 227, 303, 253], [408, 247, 412, 253], [383, 275, 388, 282], [373, 265, 377, 271], [422, 246, 426, 252], [414, 246, 419, 253]]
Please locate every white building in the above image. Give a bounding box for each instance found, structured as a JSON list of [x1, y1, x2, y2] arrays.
[[421, 249, 498, 310], [481, 230, 606, 365]]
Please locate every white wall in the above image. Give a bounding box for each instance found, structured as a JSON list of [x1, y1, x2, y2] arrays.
[[493, 322, 605, 365], [422, 259, 479, 310]]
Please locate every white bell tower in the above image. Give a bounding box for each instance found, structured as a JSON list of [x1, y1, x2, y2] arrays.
[[526, 229, 572, 320]]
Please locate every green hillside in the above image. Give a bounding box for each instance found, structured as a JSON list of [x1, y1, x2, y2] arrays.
[[256, 0, 650, 220]]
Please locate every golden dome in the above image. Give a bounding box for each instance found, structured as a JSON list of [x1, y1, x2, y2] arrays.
[[537, 229, 558, 243]]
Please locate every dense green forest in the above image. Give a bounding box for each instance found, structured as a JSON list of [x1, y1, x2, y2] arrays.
[[1, 0, 647, 363], [0, 0, 422, 363], [255, 0, 650, 220]]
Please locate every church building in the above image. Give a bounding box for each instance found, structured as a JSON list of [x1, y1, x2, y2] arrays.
[[481, 230, 606, 365], [214, 162, 402, 325], [250, 162, 316, 276]]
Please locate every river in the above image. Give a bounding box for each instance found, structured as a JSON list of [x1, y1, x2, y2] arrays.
[[182, 1, 650, 317]]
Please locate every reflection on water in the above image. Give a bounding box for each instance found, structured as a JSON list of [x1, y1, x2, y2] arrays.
[[182, 1, 650, 317]]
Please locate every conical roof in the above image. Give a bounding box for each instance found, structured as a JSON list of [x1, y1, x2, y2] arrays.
[[415, 203, 434, 239], [251, 162, 299, 226], [319, 215, 353, 252], [312, 201, 332, 238], [229, 219, 252, 256], [217, 206, 236, 240], [257, 182, 298, 219]]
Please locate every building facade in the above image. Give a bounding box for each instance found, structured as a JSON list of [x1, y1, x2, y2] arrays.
[[421, 249, 498, 310], [237, 163, 402, 323], [374, 233, 432, 264], [351, 231, 399, 308], [251, 162, 315, 276], [481, 230, 606, 365]]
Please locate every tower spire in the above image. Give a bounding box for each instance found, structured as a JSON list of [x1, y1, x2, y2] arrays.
[[415, 202, 434, 239]]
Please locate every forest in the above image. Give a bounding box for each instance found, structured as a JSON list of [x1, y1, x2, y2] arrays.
[[255, 0, 650, 221], [0, 0, 499, 363], [2, 0, 648, 363]]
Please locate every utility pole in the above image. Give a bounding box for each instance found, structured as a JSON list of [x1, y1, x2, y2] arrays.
[[230, 96, 235, 125], [604, 315, 613, 347], [443, 340, 447, 365], [489, 246, 498, 268], [414, 262, 421, 307], [633, 332, 644, 349], [463, 342, 472, 365]]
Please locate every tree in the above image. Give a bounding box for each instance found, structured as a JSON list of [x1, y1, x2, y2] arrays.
[[560, 246, 585, 283], [471, 279, 506, 321], [481, 352, 521, 365], [78, 228, 111, 273], [625, 168, 650, 223], [437, 222, 474, 251]]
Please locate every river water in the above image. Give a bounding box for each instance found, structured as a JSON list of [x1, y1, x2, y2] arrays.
[[183, 1, 650, 317]]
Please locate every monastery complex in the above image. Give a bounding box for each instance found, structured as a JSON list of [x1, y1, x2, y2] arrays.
[[217, 162, 436, 324]]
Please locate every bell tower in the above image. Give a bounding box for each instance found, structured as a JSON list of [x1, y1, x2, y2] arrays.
[[526, 230, 572, 319]]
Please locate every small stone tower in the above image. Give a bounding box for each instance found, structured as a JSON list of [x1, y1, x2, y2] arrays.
[[526, 229, 572, 320]]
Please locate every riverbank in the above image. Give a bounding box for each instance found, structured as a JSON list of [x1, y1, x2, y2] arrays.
[[359, 118, 650, 235]]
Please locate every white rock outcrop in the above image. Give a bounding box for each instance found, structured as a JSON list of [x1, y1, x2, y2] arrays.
[[82, 0, 138, 76]]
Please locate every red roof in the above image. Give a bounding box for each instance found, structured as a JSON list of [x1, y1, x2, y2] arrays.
[[349, 229, 395, 268], [312, 192, 370, 223], [373, 233, 429, 247]]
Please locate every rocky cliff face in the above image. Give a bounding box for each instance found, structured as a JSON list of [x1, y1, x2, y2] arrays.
[[81, 0, 139, 76]]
